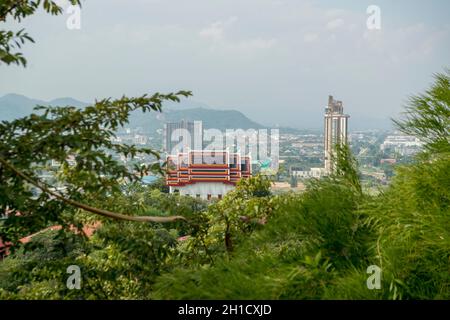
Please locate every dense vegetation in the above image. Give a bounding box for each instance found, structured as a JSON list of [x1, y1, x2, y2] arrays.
[[0, 70, 449, 300], [0, 1, 448, 300]]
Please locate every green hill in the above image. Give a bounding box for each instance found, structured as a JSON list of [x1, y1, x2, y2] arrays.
[[0, 94, 266, 132], [0, 94, 88, 121], [0, 94, 306, 134]]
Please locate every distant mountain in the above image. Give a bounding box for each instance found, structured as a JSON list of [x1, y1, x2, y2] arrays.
[[164, 98, 211, 110], [274, 126, 322, 135], [0, 94, 266, 132], [0, 94, 45, 121], [0, 94, 392, 132], [165, 108, 264, 130], [126, 107, 265, 134], [49, 97, 89, 108], [0, 94, 88, 121]]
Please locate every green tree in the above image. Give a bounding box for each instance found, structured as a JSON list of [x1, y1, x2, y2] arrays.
[[152, 147, 373, 299], [393, 69, 450, 156], [0, 1, 82, 66], [0, 92, 190, 244], [0, 1, 190, 246], [290, 174, 298, 188], [366, 69, 450, 299]]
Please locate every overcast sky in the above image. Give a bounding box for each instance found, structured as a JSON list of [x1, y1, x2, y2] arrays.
[[1, 0, 449, 129]]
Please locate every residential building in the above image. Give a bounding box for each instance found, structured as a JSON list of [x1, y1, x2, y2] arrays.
[[163, 120, 203, 155], [380, 134, 423, 156], [324, 95, 349, 173], [291, 167, 325, 179]]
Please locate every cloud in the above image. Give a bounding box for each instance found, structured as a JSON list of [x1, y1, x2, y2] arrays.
[[303, 33, 319, 43], [231, 38, 277, 51], [199, 16, 276, 54], [325, 8, 347, 18], [361, 23, 450, 63], [199, 16, 238, 42], [326, 18, 344, 30], [199, 22, 225, 41]]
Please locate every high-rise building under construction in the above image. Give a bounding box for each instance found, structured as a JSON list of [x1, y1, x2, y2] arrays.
[[324, 95, 349, 173]]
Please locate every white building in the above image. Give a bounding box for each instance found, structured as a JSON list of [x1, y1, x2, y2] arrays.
[[292, 167, 325, 179], [380, 135, 423, 156]]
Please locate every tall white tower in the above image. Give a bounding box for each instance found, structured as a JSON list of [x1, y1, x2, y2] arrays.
[[324, 95, 349, 174]]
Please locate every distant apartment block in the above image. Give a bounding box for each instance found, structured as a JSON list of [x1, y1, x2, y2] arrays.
[[324, 95, 350, 173], [110, 132, 148, 145], [380, 158, 397, 164], [166, 150, 251, 200], [291, 167, 324, 179], [163, 120, 203, 154], [380, 135, 423, 156]]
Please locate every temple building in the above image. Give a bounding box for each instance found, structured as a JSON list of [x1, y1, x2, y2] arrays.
[[166, 150, 251, 200]]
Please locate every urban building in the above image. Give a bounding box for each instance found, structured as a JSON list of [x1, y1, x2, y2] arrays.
[[166, 150, 251, 200], [324, 95, 350, 173], [163, 120, 203, 155], [287, 95, 350, 180], [380, 158, 397, 164], [380, 134, 423, 156], [291, 167, 324, 179]]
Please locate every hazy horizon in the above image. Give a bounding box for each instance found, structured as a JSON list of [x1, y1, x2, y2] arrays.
[[1, 0, 449, 130]]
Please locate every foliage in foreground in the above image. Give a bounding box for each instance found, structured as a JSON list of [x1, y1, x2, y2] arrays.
[[1, 141, 448, 299], [1, 71, 449, 299]]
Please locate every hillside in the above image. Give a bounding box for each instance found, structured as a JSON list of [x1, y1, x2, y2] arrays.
[[0, 94, 266, 132], [158, 107, 263, 130], [0, 94, 88, 121]]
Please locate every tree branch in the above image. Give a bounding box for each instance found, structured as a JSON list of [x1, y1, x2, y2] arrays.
[[0, 156, 186, 223], [0, 0, 26, 21]]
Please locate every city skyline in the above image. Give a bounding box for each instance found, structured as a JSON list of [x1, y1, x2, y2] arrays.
[[1, 0, 449, 129]]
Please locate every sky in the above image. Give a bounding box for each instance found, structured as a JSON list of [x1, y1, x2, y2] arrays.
[[0, 0, 449, 129]]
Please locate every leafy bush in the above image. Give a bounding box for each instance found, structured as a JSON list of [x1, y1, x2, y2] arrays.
[[1, 69, 449, 300]]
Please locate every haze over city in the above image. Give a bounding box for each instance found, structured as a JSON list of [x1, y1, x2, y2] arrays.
[[1, 0, 449, 129]]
